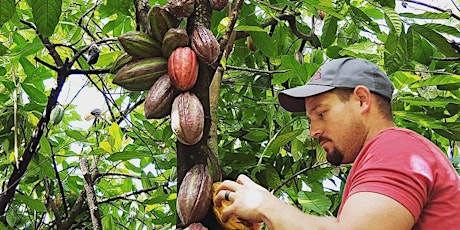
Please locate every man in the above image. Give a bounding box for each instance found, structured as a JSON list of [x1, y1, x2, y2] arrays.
[[214, 57, 460, 229]]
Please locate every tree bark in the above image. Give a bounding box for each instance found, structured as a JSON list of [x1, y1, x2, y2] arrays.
[[80, 158, 102, 230]]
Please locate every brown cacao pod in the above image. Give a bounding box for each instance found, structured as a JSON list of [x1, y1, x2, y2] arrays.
[[184, 223, 208, 230], [110, 53, 133, 74], [118, 31, 163, 59], [191, 26, 220, 65], [113, 57, 168, 91], [177, 164, 212, 225], [209, 0, 228, 11], [148, 6, 180, 42], [212, 182, 256, 230], [168, 47, 199, 91], [144, 74, 179, 119], [167, 0, 195, 18], [171, 92, 204, 145], [162, 28, 189, 57]]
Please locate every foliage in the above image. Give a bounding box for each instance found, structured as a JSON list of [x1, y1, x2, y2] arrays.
[[0, 0, 459, 229]]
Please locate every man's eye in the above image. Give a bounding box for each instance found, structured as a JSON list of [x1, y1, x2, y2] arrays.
[[318, 112, 325, 118]]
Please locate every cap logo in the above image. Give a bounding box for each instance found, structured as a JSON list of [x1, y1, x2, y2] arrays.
[[310, 69, 321, 81]]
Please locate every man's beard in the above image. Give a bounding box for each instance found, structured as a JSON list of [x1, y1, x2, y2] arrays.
[[326, 148, 344, 166]]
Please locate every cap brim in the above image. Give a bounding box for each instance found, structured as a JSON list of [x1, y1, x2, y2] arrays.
[[278, 84, 335, 112]]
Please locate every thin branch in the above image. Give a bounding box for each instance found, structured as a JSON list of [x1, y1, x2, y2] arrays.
[[51, 153, 69, 218], [97, 172, 143, 180], [97, 185, 162, 204], [430, 56, 460, 61], [271, 162, 329, 194], [34, 57, 59, 71], [226, 65, 290, 74], [80, 158, 102, 230], [404, 0, 460, 21], [68, 38, 118, 67], [69, 68, 111, 75]]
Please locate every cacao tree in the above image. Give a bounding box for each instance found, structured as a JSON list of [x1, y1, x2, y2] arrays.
[[0, 0, 459, 229]]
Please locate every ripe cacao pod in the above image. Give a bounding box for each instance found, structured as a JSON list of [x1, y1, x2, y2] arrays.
[[191, 26, 220, 65], [177, 164, 212, 225], [162, 28, 189, 57], [144, 74, 179, 119], [167, 0, 195, 18], [148, 6, 179, 42], [168, 47, 199, 91], [212, 182, 257, 230], [113, 57, 168, 91], [118, 31, 162, 59], [110, 53, 133, 74], [209, 0, 228, 11], [171, 92, 204, 145], [184, 223, 208, 230]]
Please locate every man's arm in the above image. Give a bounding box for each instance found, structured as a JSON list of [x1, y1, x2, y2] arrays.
[[215, 175, 415, 230]]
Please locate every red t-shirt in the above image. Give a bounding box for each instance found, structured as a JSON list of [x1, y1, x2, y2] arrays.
[[338, 128, 460, 229]]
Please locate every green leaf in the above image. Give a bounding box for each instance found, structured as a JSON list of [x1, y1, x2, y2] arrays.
[[109, 122, 123, 152], [321, 16, 338, 48], [65, 130, 86, 141], [30, 0, 62, 37], [243, 130, 268, 142], [349, 6, 381, 33], [0, 0, 15, 28], [412, 24, 460, 57], [410, 75, 460, 88], [235, 25, 266, 32], [248, 31, 276, 57], [266, 129, 304, 154], [21, 83, 48, 104], [400, 12, 451, 20], [422, 23, 460, 37], [0, 43, 7, 56], [393, 111, 448, 130], [398, 97, 460, 107], [298, 191, 332, 215], [39, 135, 51, 156], [383, 6, 402, 34], [107, 150, 152, 161], [15, 194, 47, 212]]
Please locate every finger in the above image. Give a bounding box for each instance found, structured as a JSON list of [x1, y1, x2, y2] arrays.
[[214, 189, 235, 207], [216, 179, 241, 192], [220, 201, 236, 223], [236, 174, 255, 185]]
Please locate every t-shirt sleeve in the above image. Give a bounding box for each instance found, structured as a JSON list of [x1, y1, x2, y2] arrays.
[[347, 137, 433, 222]]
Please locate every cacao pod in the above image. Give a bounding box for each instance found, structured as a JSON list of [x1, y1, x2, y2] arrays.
[[50, 104, 64, 126], [110, 53, 133, 74], [191, 26, 220, 65], [177, 164, 212, 225], [113, 57, 168, 91], [168, 47, 199, 91], [171, 92, 204, 145], [209, 0, 228, 11], [118, 31, 162, 59], [167, 0, 195, 18], [184, 223, 208, 230], [148, 6, 179, 42], [212, 182, 256, 230], [144, 74, 179, 119], [162, 28, 189, 57]]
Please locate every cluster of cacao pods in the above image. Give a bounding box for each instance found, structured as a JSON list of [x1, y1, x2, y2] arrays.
[[110, 0, 226, 147], [110, 0, 230, 228]]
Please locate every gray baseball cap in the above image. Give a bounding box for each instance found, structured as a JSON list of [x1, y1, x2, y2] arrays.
[[278, 57, 394, 112]]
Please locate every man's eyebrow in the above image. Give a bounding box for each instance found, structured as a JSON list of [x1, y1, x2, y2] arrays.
[[306, 103, 321, 115]]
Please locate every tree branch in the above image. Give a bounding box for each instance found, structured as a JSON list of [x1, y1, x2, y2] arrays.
[[404, 0, 460, 21], [97, 186, 161, 204], [271, 162, 329, 194], [69, 68, 111, 75], [80, 158, 102, 230]]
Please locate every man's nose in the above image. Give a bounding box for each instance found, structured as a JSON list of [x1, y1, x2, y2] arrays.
[[309, 122, 322, 138]]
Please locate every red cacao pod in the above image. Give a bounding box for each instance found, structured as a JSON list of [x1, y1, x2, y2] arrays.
[[144, 74, 179, 119], [168, 47, 199, 91], [177, 164, 212, 225], [184, 223, 208, 230], [191, 26, 220, 65], [171, 92, 204, 145], [209, 0, 228, 11]]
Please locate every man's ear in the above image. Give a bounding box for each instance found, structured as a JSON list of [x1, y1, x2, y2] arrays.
[[353, 85, 371, 113]]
